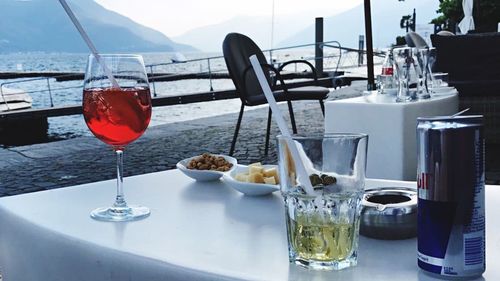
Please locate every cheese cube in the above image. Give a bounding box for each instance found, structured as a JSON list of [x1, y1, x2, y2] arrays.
[[249, 162, 262, 167], [249, 165, 264, 175], [263, 168, 279, 184], [263, 176, 277, 185], [263, 168, 277, 178], [248, 173, 265, 183]]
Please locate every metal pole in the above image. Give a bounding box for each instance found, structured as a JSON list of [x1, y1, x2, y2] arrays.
[[149, 65, 157, 97], [207, 58, 213, 92], [270, 0, 275, 65], [358, 35, 364, 66], [46, 77, 54, 107], [315, 17, 324, 77], [412, 9, 416, 32], [364, 0, 376, 90]]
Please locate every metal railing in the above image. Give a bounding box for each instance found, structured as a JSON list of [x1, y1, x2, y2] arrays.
[[0, 41, 386, 109], [144, 40, 385, 97], [0, 73, 85, 109]]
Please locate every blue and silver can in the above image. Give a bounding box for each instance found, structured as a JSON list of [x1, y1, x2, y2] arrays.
[[416, 115, 485, 278]]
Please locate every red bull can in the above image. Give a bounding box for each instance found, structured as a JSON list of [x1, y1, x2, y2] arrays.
[[416, 115, 485, 278]]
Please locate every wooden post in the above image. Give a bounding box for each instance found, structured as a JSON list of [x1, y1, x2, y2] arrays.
[[315, 17, 324, 77]]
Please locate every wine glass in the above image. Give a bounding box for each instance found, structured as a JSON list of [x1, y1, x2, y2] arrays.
[[83, 54, 152, 222]]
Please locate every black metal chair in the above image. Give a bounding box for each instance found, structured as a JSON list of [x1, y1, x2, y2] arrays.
[[405, 31, 428, 48], [222, 32, 329, 156]]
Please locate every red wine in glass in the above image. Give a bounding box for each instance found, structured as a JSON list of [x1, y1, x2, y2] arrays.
[[83, 54, 152, 222], [83, 87, 152, 149]]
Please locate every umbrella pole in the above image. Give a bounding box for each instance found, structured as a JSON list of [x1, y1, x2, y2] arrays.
[[364, 0, 376, 90]]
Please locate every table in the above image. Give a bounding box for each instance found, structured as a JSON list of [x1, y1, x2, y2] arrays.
[[0, 169, 498, 281], [325, 91, 459, 181]]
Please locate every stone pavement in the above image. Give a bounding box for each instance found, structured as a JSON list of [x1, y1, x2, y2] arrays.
[[1, 81, 499, 197], [0, 99, 328, 197]]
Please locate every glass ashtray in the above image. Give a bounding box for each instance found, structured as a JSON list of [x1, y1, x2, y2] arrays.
[[360, 187, 417, 240]]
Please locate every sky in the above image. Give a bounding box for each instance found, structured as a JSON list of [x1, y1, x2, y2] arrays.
[[95, 0, 363, 37]]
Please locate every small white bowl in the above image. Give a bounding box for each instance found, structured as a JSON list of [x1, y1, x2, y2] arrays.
[[176, 154, 237, 182], [223, 164, 280, 196]]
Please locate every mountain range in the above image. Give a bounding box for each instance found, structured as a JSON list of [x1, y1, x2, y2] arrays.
[[0, 0, 195, 53], [172, 11, 321, 53], [173, 0, 440, 52], [0, 0, 441, 54], [280, 0, 439, 49]]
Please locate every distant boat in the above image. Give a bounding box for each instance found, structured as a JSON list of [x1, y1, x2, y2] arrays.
[[0, 87, 32, 112], [171, 52, 187, 63]]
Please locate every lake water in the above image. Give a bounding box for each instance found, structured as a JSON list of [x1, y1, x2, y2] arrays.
[[0, 52, 255, 138], [0, 49, 360, 139]]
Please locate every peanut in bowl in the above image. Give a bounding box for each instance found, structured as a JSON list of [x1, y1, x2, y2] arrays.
[[176, 154, 237, 182]]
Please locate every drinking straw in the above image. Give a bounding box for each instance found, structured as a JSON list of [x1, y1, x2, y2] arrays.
[[249, 55, 315, 196], [451, 108, 470, 117], [58, 0, 120, 89]]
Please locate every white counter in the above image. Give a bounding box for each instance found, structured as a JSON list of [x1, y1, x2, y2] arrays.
[[0, 169, 497, 281], [325, 91, 459, 181]]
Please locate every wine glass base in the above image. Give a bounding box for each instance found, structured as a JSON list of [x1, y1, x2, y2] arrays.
[[90, 205, 150, 222]]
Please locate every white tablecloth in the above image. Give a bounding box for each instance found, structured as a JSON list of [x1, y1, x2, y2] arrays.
[[0, 169, 497, 281], [325, 91, 459, 181]]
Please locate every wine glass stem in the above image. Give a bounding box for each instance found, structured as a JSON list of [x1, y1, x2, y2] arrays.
[[114, 149, 127, 208]]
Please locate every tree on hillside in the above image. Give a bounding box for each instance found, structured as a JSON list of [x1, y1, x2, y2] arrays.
[[432, 0, 500, 33]]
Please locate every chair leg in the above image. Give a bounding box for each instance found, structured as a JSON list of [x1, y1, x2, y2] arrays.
[[287, 101, 298, 134], [265, 107, 272, 156], [229, 103, 245, 156], [319, 100, 325, 116]]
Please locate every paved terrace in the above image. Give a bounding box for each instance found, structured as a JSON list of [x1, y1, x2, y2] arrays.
[[0, 82, 367, 197], [1, 82, 499, 198]]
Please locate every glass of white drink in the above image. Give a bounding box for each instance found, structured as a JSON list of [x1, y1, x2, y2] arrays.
[[277, 134, 368, 270]]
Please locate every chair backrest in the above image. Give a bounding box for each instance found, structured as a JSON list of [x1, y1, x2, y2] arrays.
[[222, 33, 271, 105], [431, 32, 500, 81], [436, 30, 455, 36], [405, 32, 428, 48]]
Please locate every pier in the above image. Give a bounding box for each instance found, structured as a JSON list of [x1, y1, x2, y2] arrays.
[[0, 70, 332, 82], [0, 74, 365, 145], [0, 34, 383, 145]]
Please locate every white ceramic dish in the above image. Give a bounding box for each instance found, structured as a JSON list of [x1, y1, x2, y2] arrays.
[[223, 164, 280, 196], [176, 154, 237, 182]]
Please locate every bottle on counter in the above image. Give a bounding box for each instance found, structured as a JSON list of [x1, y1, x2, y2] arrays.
[[377, 50, 397, 95]]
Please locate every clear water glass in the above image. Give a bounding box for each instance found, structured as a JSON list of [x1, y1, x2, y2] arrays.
[[414, 48, 431, 99], [428, 72, 450, 95], [432, 72, 449, 87], [277, 134, 368, 270], [427, 47, 437, 74], [377, 75, 397, 95], [393, 47, 417, 102]]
